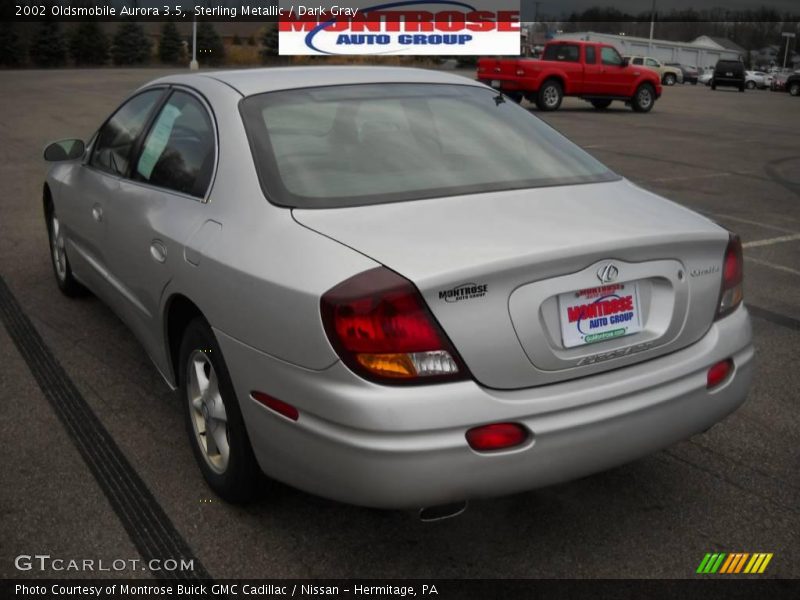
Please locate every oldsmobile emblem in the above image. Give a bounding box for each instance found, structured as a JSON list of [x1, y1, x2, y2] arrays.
[[596, 263, 619, 284]]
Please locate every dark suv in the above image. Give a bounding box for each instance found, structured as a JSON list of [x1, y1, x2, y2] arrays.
[[712, 60, 745, 92]]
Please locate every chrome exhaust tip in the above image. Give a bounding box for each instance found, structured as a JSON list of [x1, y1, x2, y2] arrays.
[[418, 501, 467, 522]]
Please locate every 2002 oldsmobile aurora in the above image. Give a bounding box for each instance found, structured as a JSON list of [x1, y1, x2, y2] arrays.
[[42, 67, 753, 514]]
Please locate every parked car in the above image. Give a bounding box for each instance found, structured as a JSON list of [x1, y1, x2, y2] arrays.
[[666, 62, 699, 85], [745, 71, 773, 89], [625, 56, 684, 85], [42, 67, 753, 511], [699, 70, 714, 86], [786, 72, 800, 96], [711, 60, 746, 92], [477, 41, 662, 112]]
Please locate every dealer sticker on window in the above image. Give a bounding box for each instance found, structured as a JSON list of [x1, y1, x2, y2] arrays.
[[558, 282, 643, 348]]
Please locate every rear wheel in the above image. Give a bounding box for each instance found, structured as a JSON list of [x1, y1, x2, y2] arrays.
[[711, 83, 716, 90], [746, 80, 756, 90], [590, 99, 612, 110], [45, 201, 86, 297], [631, 83, 655, 113], [789, 82, 800, 96], [536, 80, 563, 111], [663, 73, 676, 86], [739, 85, 745, 92], [180, 318, 260, 503]]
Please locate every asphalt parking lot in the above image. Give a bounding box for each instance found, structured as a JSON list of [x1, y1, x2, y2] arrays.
[[1, 68, 798, 580]]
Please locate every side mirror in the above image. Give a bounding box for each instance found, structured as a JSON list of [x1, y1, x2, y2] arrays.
[[44, 139, 85, 162]]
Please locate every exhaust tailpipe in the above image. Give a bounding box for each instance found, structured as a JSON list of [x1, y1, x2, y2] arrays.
[[418, 501, 467, 522]]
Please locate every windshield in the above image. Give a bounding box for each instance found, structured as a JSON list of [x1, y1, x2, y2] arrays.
[[240, 83, 618, 208]]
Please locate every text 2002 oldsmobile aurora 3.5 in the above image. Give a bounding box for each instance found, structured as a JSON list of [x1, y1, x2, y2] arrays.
[[43, 68, 752, 514]]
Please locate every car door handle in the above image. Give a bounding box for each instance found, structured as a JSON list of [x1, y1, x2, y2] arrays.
[[150, 241, 167, 264], [92, 204, 103, 222]]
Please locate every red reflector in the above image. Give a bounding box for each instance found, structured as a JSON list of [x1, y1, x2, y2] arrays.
[[706, 359, 733, 389], [251, 391, 299, 421], [466, 423, 528, 452]]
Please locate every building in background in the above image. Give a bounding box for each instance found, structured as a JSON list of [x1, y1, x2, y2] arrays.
[[553, 31, 742, 70]]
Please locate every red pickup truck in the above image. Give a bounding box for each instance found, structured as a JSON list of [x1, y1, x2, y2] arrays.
[[477, 40, 662, 112]]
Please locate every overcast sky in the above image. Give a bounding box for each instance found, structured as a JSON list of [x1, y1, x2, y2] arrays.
[[521, 0, 799, 18]]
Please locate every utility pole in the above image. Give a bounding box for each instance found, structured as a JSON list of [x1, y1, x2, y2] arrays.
[[649, 0, 656, 55], [782, 32, 795, 70], [190, 2, 199, 70]]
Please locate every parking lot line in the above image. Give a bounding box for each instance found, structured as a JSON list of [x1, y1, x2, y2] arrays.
[[702, 213, 800, 235], [745, 257, 800, 278], [743, 233, 800, 249]]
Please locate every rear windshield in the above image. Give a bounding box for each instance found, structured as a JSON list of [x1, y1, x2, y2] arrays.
[[716, 61, 742, 71], [240, 83, 618, 209]]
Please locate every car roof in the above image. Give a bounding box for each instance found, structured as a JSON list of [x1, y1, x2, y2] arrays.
[[148, 66, 484, 97]]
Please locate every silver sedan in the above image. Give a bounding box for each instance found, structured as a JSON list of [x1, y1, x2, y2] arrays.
[[43, 67, 753, 513]]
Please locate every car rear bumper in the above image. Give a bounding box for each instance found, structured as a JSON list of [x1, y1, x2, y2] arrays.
[[217, 306, 753, 509]]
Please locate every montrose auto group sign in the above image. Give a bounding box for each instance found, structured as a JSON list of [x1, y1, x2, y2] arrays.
[[278, 1, 521, 55]]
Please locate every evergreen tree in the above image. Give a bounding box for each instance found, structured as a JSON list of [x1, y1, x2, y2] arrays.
[[193, 22, 224, 66], [29, 21, 67, 67], [68, 22, 109, 66], [0, 22, 26, 67], [260, 24, 279, 60], [158, 21, 183, 64], [111, 21, 152, 65]]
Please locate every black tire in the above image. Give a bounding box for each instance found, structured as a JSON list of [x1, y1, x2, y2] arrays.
[[505, 91, 524, 104], [590, 99, 612, 110], [711, 83, 716, 90], [631, 83, 655, 113], [691, 80, 698, 85], [180, 317, 260, 503], [739, 85, 745, 92], [45, 199, 87, 297], [746, 80, 756, 90], [789, 82, 800, 97], [536, 79, 563, 111], [663, 73, 676, 86]]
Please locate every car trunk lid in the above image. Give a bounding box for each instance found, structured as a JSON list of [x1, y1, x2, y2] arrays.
[[294, 179, 729, 389]]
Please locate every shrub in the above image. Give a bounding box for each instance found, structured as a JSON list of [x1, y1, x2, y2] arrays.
[[69, 22, 109, 66], [0, 22, 26, 67], [158, 21, 183, 64], [29, 21, 67, 67], [260, 24, 279, 60], [191, 22, 224, 66], [111, 21, 152, 65]]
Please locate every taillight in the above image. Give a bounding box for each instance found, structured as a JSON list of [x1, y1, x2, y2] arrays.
[[466, 423, 529, 452], [707, 359, 733, 389], [321, 267, 470, 385], [716, 234, 743, 319]]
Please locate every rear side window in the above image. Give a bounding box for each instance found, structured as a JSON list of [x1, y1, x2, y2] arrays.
[[645, 58, 659, 67], [90, 90, 162, 176], [602, 47, 624, 66], [632, 57, 644, 65], [585, 46, 596, 64], [134, 91, 215, 198], [543, 44, 579, 62]]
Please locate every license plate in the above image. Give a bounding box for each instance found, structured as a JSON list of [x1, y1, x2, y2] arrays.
[[558, 282, 643, 348], [725, 72, 733, 77], [490, 79, 501, 88]]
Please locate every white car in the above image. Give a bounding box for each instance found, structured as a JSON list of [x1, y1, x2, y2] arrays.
[[745, 71, 772, 90], [700, 71, 714, 86]]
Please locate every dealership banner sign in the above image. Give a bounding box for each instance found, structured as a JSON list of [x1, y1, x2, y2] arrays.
[[278, 1, 521, 56]]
